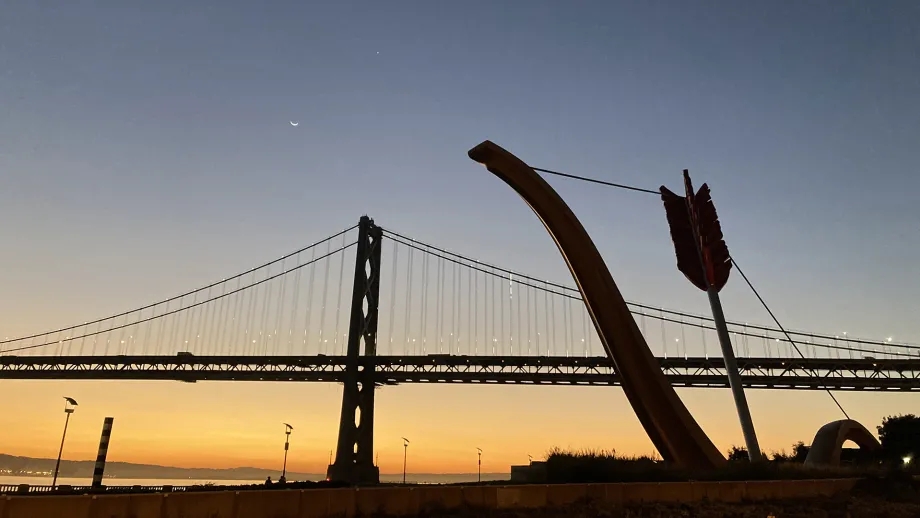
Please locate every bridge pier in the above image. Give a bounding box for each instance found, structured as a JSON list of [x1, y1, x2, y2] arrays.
[[326, 216, 382, 485]]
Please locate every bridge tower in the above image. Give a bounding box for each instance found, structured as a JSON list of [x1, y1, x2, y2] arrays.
[[326, 216, 382, 485]]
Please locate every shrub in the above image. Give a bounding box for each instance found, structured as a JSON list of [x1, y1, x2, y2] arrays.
[[543, 447, 874, 484]]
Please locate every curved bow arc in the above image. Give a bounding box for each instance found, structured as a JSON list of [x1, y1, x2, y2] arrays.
[[468, 140, 724, 469]]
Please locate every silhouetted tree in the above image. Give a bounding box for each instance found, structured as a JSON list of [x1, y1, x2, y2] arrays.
[[727, 446, 767, 462], [770, 450, 789, 462], [766, 442, 810, 463], [877, 414, 920, 461], [727, 446, 748, 462], [791, 441, 810, 463]]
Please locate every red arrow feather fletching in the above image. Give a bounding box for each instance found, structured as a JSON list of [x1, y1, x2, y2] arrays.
[[692, 183, 732, 292], [660, 175, 732, 293], [660, 186, 709, 291]]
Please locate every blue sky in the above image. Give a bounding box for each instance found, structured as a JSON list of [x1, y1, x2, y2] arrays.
[[1, 1, 918, 472]]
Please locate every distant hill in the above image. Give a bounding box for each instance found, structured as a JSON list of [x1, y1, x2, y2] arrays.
[[0, 454, 314, 481]]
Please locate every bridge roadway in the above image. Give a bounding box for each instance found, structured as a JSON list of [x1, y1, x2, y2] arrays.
[[0, 354, 917, 390]]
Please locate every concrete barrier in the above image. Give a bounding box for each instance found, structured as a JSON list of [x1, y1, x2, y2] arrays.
[[458, 485, 488, 508], [714, 481, 746, 502], [599, 482, 624, 505], [299, 488, 332, 518], [321, 488, 356, 518], [0, 478, 866, 517], [356, 487, 421, 516], [417, 486, 463, 513], [235, 489, 301, 518], [496, 484, 548, 509], [4, 494, 92, 518], [741, 479, 779, 501], [162, 490, 236, 518], [86, 495, 131, 518], [126, 494, 165, 518], [545, 483, 587, 506], [812, 478, 857, 497]]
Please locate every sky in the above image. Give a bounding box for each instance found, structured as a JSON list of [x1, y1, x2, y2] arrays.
[[1, 0, 919, 476]]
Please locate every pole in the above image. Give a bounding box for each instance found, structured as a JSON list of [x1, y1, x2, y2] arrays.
[[707, 288, 762, 461], [51, 411, 72, 489], [281, 435, 290, 481], [682, 171, 762, 462], [91, 417, 114, 489], [402, 443, 407, 484], [477, 448, 482, 483], [279, 423, 293, 483]]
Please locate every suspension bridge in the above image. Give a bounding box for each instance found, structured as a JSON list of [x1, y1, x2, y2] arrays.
[[2, 216, 919, 482]]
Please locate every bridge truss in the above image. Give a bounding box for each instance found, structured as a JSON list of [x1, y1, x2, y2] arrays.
[[1, 354, 916, 391]]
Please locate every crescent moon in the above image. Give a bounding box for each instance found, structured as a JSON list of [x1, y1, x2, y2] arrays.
[[290, 121, 299, 127]]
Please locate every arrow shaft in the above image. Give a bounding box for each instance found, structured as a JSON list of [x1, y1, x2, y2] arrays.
[[707, 286, 763, 461], [682, 170, 762, 462]]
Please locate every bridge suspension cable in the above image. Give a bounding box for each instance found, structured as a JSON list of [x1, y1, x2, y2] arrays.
[[4, 221, 917, 364], [384, 229, 920, 357], [380, 227, 919, 359], [1, 227, 359, 356], [0, 224, 358, 347]]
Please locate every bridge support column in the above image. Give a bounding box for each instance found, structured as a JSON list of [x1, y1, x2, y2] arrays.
[[327, 216, 382, 485]]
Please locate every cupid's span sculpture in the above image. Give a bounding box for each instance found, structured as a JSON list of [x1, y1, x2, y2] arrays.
[[468, 140, 725, 469], [468, 140, 882, 469]]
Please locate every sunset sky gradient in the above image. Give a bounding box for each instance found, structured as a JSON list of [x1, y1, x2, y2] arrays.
[[2, 1, 919, 475]]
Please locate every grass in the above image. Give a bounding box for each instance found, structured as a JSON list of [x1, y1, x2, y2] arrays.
[[542, 447, 888, 484]]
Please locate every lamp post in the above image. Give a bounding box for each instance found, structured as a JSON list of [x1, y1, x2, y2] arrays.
[[280, 423, 293, 483], [528, 454, 533, 464], [477, 448, 482, 482], [52, 397, 78, 489], [401, 437, 410, 484]]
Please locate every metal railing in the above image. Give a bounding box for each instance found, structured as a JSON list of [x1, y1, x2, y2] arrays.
[[0, 483, 189, 495]]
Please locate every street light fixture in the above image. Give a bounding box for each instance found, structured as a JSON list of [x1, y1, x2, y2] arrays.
[[477, 448, 482, 483], [528, 454, 533, 464], [52, 397, 78, 489], [401, 437, 410, 484], [280, 423, 294, 483]]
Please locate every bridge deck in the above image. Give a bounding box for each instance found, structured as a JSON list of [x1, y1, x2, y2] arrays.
[[1, 355, 916, 390]]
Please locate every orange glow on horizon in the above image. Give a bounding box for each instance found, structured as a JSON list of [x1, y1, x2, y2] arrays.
[[1, 379, 912, 476]]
